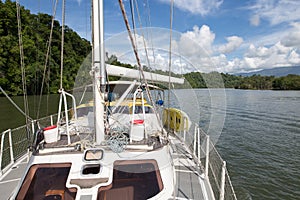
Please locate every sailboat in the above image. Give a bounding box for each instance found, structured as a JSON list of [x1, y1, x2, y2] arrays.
[[0, 0, 237, 200]]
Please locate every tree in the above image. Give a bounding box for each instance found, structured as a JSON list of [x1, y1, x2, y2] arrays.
[[0, 1, 91, 96]]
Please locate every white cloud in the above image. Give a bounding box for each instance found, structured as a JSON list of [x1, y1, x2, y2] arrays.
[[288, 50, 300, 64], [209, 39, 300, 73], [227, 58, 244, 72], [132, 33, 149, 51], [218, 36, 243, 54], [158, 0, 223, 16], [240, 42, 299, 71], [281, 22, 300, 48], [107, 26, 300, 74], [271, 42, 290, 55], [170, 25, 219, 72], [241, 22, 300, 72], [170, 24, 300, 73], [247, 0, 300, 26], [244, 57, 262, 69], [250, 14, 260, 26], [178, 25, 215, 57], [245, 44, 269, 58], [245, 42, 290, 59]]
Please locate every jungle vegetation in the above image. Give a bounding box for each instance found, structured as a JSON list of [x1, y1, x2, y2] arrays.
[[0, 0, 91, 95], [183, 72, 300, 90]]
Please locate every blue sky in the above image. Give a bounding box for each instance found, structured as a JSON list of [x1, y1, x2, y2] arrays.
[[18, 0, 300, 73]]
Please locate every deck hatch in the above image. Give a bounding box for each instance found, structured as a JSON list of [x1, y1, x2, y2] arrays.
[[84, 149, 104, 161], [15, 163, 77, 200], [82, 164, 101, 175], [97, 159, 163, 200]]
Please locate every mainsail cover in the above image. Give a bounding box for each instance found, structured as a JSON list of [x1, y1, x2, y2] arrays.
[[106, 64, 184, 84]]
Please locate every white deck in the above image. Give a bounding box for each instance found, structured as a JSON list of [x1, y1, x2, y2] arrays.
[[169, 136, 214, 200], [0, 156, 28, 199], [0, 136, 214, 200]]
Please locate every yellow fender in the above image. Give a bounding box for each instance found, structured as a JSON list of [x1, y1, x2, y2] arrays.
[[163, 108, 189, 132]]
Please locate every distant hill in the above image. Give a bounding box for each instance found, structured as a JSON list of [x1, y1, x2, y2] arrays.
[[236, 66, 300, 77]]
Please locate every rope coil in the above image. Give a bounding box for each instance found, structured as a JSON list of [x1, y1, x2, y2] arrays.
[[107, 133, 128, 153]]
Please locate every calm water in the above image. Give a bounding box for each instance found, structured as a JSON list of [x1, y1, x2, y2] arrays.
[[195, 89, 300, 200], [0, 94, 60, 133], [0, 90, 299, 199]]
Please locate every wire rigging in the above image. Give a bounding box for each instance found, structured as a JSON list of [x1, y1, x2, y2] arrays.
[[34, 0, 41, 116], [0, 86, 33, 121], [143, 0, 156, 70], [60, 0, 66, 91], [118, 0, 143, 78], [129, 0, 136, 36], [167, 0, 174, 134], [118, 0, 163, 131], [16, 0, 30, 125], [36, 0, 59, 119], [131, 0, 156, 88], [132, 0, 151, 71], [129, 0, 141, 81], [142, 0, 155, 87]]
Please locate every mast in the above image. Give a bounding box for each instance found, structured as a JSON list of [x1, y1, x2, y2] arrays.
[[92, 0, 106, 143]]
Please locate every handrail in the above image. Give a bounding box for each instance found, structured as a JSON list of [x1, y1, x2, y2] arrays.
[[0, 109, 237, 200], [173, 120, 237, 200], [57, 90, 78, 144], [0, 112, 61, 175], [0, 129, 14, 175]]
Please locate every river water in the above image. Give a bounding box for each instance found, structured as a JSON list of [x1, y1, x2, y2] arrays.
[[0, 89, 299, 199], [0, 94, 60, 133], [195, 89, 300, 200]]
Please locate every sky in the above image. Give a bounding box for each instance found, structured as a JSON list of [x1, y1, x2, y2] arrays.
[[17, 0, 300, 74]]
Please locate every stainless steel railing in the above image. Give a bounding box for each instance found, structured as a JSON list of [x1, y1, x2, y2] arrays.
[[0, 112, 60, 175], [174, 120, 237, 200]]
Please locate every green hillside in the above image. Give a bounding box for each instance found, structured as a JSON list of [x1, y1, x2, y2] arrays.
[[0, 0, 91, 95], [183, 72, 300, 90]]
